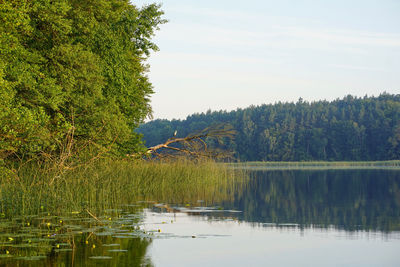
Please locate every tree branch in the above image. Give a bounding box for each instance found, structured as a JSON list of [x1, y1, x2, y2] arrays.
[[144, 124, 235, 159]]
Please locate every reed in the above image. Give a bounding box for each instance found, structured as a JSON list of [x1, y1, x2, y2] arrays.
[[0, 159, 245, 217]]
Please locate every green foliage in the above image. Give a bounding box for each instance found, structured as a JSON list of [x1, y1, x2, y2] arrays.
[[0, 0, 166, 162], [138, 93, 400, 161]]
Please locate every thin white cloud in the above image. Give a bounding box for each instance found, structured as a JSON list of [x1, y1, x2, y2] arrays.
[[166, 5, 321, 26], [278, 26, 400, 47], [328, 64, 388, 72], [164, 5, 400, 49], [157, 23, 399, 58], [152, 52, 273, 65], [168, 6, 256, 21]]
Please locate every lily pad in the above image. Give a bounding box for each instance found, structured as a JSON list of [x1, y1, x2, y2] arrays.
[[89, 256, 112, 260], [56, 242, 71, 247], [114, 229, 130, 233], [102, 243, 120, 247], [15, 255, 47, 261], [108, 249, 128, 252], [55, 248, 73, 252], [0, 254, 13, 258], [10, 244, 38, 248], [95, 231, 115, 236], [22, 238, 49, 243]]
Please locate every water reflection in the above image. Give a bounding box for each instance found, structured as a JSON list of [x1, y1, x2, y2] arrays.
[[144, 210, 400, 267], [143, 169, 400, 232], [215, 169, 400, 232], [0, 207, 154, 266], [1, 169, 400, 265], [143, 169, 400, 266]]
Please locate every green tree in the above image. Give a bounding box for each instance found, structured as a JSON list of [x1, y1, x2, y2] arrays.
[[138, 94, 400, 161], [0, 0, 166, 163]]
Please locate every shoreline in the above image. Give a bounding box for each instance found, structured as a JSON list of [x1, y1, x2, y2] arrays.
[[228, 160, 400, 170]]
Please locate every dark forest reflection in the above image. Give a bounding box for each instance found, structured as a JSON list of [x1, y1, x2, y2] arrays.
[[220, 169, 400, 232]]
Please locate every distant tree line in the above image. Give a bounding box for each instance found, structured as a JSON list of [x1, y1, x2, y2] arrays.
[[137, 93, 400, 161]]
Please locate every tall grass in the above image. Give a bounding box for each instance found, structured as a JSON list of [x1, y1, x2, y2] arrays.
[[0, 159, 245, 217]]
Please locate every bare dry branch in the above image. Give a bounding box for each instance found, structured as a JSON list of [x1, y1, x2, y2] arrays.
[[143, 124, 236, 160]]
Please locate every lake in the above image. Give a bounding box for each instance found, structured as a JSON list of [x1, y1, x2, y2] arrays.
[[1, 168, 400, 266]]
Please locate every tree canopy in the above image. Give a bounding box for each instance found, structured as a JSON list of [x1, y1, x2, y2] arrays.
[[138, 94, 400, 161], [0, 0, 166, 163]]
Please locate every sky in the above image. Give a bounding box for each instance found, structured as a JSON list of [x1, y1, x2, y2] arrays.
[[133, 0, 400, 120]]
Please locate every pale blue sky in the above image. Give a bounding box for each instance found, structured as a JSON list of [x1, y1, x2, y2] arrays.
[[133, 0, 400, 120]]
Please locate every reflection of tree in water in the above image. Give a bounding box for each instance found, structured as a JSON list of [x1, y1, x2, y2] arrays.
[[221, 170, 400, 232], [42, 236, 153, 267], [0, 206, 154, 266], [1, 231, 153, 267], [55, 236, 153, 267]]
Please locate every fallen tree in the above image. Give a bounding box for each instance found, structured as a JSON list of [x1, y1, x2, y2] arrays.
[[142, 124, 236, 160]]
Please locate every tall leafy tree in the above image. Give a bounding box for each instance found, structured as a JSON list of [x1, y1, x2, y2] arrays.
[[0, 0, 166, 162]]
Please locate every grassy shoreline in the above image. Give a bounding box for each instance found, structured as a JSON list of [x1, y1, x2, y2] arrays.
[[0, 159, 244, 217], [229, 160, 400, 170]]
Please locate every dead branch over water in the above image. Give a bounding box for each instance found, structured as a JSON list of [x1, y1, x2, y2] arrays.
[[145, 124, 236, 160]]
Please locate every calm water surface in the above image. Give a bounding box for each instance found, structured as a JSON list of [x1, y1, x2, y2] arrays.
[[1, 169, 400, 266]]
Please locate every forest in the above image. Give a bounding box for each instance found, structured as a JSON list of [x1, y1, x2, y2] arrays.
[[137, 93, 400, 161], [1, 1, 399, 165], [0, 0, 165, 168]]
